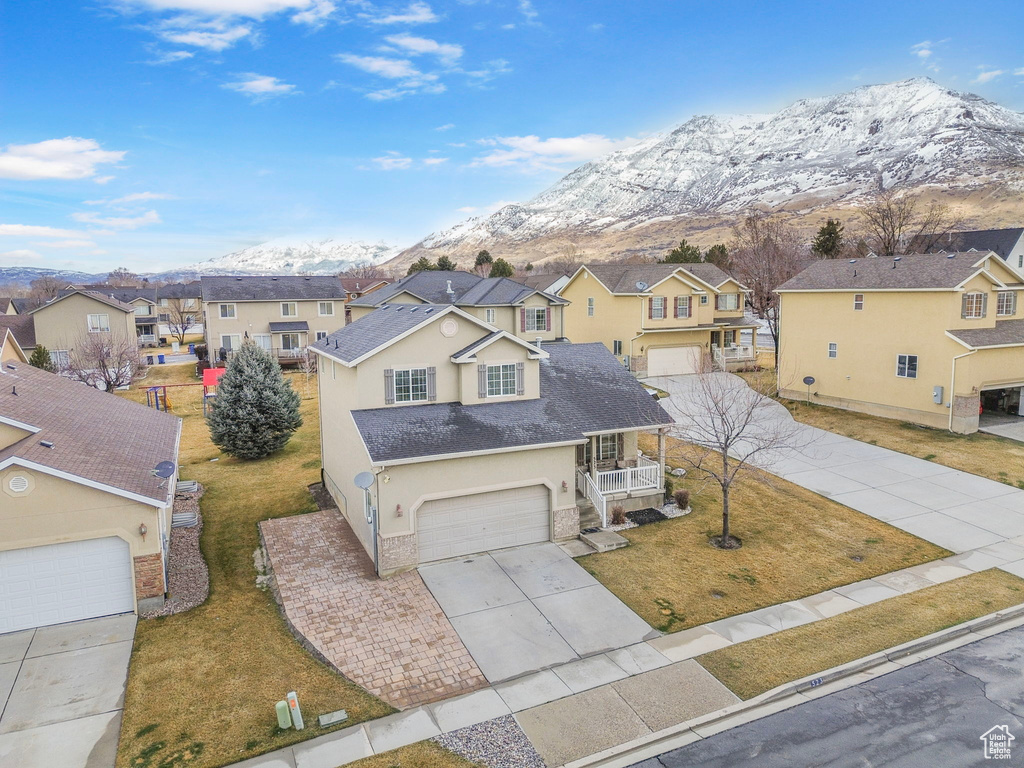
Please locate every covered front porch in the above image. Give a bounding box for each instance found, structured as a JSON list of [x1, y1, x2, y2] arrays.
[[710, 323, 759, 370], [575, 429, 667, 528]]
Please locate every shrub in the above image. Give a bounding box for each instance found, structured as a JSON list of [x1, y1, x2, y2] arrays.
[[194, 344, 208, 361], [664, 476, 675, 499], [674, 488, 690, 510], [610, 505, 627, 526]]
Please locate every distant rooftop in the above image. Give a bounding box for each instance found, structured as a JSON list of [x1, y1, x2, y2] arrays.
[[201, 275, 349, 302], [909, 228, 1024, 260], [347, 270, 567, 308], [778, 252, 1003, 291]]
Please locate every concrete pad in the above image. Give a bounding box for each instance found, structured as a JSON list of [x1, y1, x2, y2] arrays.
[[606, 643, 673, 676], [451, 601, 577, 682], [515, 685, 651, 767], [0, 662, 18, 709], [612, 660, 741, 731], [558, 540, 595, 558], [418, 555, 526, 618], [798, 590, 862, 618], [881, 478, 976, 511], [364, 709, 440, 754], [868, 453, 954, 479], [942, 502, 1024, 539], [992, 492, 1024, 515], [648, 626, 731, 662], [233, 752, 297, 768], [760, 456, 817, 476], [425, 688, 510, 732], [745, 601, 820, 631], [827, 461, 915, 488], [943, 550, 1016, 573], [0, 640, 132, 734], [0, 630, 33, 665], [26, 614, 136, 658], [904, 560, 974, 584], [494, 669, 573, 712], [552, 654, 629, 694], [999, 559, 1024, 578], [928, 472, 1019, 500], [829, 489, 933, 522], [870, 570, 935, 593], [491, 543, 598, 598], [293, 726, 372, 768], [783, 469, 869, 497], [704, 614, 776, 644], [892, 511, 1004, 553], [975, 540, 1024, 562], [833, 580, 902, 606], [0, 710, 120, 768], [532, 584, 653, 656]]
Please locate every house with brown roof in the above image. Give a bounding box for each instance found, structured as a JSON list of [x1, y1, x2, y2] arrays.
[[0, 314, 36, 354], [0, 328, 27, 364], [777, 251, 1024, 434], [0, 361, 182, 631], [561, 263, 756, 376]]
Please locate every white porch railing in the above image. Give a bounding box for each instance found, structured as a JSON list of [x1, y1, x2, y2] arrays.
[[594, 456, 662, 495], [137, 334, 157, 344], [713, 344, 755, 367], [577, 469, 608, 528]]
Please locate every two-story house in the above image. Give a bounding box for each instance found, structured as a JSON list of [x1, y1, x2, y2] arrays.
[[28, 290, 136, 368], [311, 304, 672, 576], [910, 227, 1024, 272], [201, 276, 355, 362], [777, 251, 1024, 434], [346, 270, 569, 343], [561, 263, 756, 377]]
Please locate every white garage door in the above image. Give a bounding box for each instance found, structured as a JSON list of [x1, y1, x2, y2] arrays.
[[417, 485, 550, 563], [0, 537, 135, 633], [648, 346, 702, 376]]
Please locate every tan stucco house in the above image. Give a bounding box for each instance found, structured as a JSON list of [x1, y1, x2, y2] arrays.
[[0, 328, 27, 363], [346, 270, 569, 343], [0, 361, 181, 632], [311, 304, 672, 576], [777, 251, 1024, 434], [561, 263, 757, 377], [28, 290, 136, 369]]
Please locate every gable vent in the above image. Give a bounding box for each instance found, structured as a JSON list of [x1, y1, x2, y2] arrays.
[[8, 475, 29, 493]]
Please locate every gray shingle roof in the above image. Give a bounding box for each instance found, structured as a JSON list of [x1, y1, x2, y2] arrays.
[[347, 270, 566, 308], [585, 262, 732, 294], [10, 298, 33, 314], [269, 321, 309, 332], [778, 252, 993, 291], [339, 277, 390, 294], [0, 362, 181, 504], [910, 229, 1024, 260], [312, 304, 456, 364], [0, 299, 11, 313], [948, 318, 1024, 348], [31, 290, 135, 314], [521, 273, 567, 292], [64, 286, 158, 303], [451, 330, 502, 359], [201, 276, 348, 302], [0, 315, 36, 348], [351, 342, 673, 463]]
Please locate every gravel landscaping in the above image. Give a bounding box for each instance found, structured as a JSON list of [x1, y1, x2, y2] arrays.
[[606, 501, 691, 532], [142, 484, 210, 618], [432, 715, 545, 768]]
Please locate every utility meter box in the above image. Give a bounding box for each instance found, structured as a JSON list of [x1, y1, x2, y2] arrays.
[[933, 386, 944, 404]]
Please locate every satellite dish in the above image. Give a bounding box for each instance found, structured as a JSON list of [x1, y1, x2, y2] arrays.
[[802, 376, 815, 386], [354, 472, 375, 490], [635, 281, 649, 292], [153, 461, 176, 479]]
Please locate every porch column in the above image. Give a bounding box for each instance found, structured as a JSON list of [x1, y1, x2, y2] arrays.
[[589, 435, 597, 479], [657, 428, 666, 486]]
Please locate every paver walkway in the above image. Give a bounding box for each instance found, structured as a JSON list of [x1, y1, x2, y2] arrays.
[[260, 510, 487, 709]]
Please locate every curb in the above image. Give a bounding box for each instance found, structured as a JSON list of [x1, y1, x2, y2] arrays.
[[557, 603, 1024, 768]]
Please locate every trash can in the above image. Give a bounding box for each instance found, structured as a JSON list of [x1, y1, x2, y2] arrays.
[[146, 355, 155, 365], [158, 354, 166, 364], [188, 343, 195, 355]]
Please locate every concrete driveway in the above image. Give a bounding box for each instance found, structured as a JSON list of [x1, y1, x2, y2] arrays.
[[649, 373, 1024, 572], [979, 416, 1024, 443], [419, 543, 656, 683], [0, 613, 135, 768]]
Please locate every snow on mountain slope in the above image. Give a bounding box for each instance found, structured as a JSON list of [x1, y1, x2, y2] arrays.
[[171, 238, 403, 277], [413, 78, 1024, 254]]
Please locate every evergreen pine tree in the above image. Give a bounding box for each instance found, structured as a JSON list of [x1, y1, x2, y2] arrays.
[[488, 258, 514, 278], [474, 250, 493, 268], [524, 262, 533, 271], [436, 255, 458, 271], [663, 239, 702, 263], [704, 244, 731, 270], [28, 344, 55, 372], [407, 256, 436, 275], [207, 341, 302, 460], [812, 219, 845, 258]]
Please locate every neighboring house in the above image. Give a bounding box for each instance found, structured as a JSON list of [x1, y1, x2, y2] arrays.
[[10, 298, 34, 314], [0, 361, 182, 632], [777, 251, 1024, 434], [521, 272, 571, 296], [63, 283, 204, 342], [201, 276, 351, 361], [0, 298, 15, 315], [0, 315, 36, 354], [561, 263, 757, 376], [0, 328, 27, 363], [347, 270, 569, 343], [311, 304, 673, 576], [29, 290, 136, 369], [339, 277, 391, 323], [910, 227, 1024, 271]]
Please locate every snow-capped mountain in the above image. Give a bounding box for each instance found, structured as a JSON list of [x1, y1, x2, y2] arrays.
[[0, 266, 105, 286], [399, 78, 1024, 264], [165, 237, 403, 279]]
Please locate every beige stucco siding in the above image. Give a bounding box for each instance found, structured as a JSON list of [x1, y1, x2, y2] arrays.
[[204, 298, 346, 350], [562, 271, 641, 350], [0, 422, 32, 451], [32, 294, 135, 353]]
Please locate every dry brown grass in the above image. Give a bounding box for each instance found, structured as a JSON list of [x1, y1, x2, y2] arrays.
[[115, 370, 394, 768], [348, 741, 480, 768], [698, 569, 1024, 700], [578, 434, 950, 633]]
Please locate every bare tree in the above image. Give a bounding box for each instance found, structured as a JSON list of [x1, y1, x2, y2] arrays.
[[861, 190, 963, 256], [665, 366, 806, 549], [28, 276, 63, 308], [546, 243, 585, 275], [341, 263, 388, 280], [729, 212, 808, 364], [164, 297, 198, 344], [64, 331, 148, 392], [107, 267, 143, 287]]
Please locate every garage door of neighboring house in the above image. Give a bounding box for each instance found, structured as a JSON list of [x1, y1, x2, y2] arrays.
[[417, 485, 550, 564], [647, 345, 702, 376], [0, 537, 135, 634]]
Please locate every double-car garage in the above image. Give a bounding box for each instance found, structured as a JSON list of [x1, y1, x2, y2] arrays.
[[647, 345, 703, 377]]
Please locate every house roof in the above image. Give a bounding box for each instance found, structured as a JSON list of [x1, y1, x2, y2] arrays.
[[0, 299, 11, 313], [450, 329, 548, 361], [583, 263, 733, 294], [777, 252, 1001, 291], [269, 321, 309, 332], [30, 290, 134, 314], [339, 278, 390, 294], [0, 362, 181, 505], [0, 329, 27, 362], [156, 281, 203, 299], [350, 342, 673, 464], [64, 286, 159, 303], [347, 270, 567, 308], [521, 273, 568, 293], [947, 318, 1024, 349], [10, 298, 33, 314], [909, 228, 1024, 260], [200, 276, 349, 302]]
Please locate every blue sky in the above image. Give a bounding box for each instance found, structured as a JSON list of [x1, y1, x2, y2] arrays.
[[3, 0, 1024, 274]]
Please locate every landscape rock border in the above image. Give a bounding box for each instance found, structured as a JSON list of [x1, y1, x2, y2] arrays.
[[142, 483, 210, 618]]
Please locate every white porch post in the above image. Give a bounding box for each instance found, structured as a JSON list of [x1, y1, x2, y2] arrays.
[[589, 435, 597, 480], [658, 428, 666, 488]]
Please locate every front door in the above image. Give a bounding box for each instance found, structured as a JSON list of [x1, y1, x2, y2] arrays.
[[280, 332, 301, 351]]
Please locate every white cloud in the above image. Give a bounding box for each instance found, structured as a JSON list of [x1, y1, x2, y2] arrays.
[[0, 224, 95, 238], [1016, 68, 1024, 76], [223, 73, 299, 100], [384, 34, 462, 65], [0, 249, 43, 265], [290, 0, 335, 25], [120, 0, 326, 17], [146, 49, 195, 64], [372, 152, 413, 170], [38, 239, 100, 249], [158, 20, 253, 50], [972, 68, 1004, 84], [462, 58, 511, 83], [71, 210, 162, 230], [422, 157, 448, 165], [518, 0, 538, 22], [456, 206, 477, 213], [0, 137, 125, 181], [470, 134, 639, 172], [94, 175, 116, 185], [86, 191, 177, 205], [911, 41, 932, 59], [435, 123, 455, 131], [910, 39, 947, 73], [337, 54, 424, 80], [365, 2, 439, 24]]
